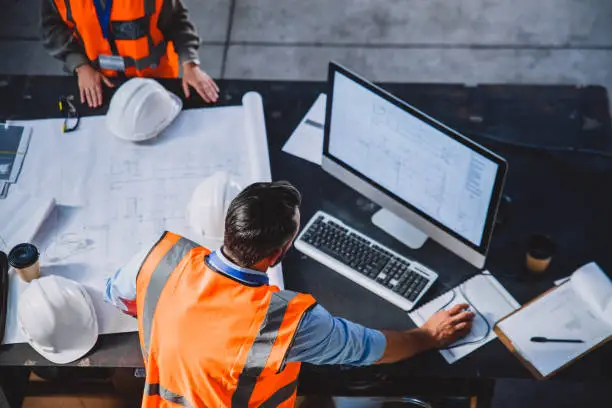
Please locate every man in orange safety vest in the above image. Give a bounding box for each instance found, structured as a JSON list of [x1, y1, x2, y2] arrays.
[[106, 181, 474, 407]]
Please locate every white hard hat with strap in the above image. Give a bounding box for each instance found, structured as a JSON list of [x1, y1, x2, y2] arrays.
[[18, 275, 98, 364]]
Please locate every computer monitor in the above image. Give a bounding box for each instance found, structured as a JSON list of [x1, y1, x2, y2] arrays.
[[322, 63, 507, 268]]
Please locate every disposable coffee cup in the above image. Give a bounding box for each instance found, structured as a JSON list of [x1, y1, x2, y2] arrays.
[[526, 234, 556, 273], [8, 243, 40, 283]]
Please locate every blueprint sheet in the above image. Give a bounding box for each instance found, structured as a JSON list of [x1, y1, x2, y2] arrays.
[[2, 92, 281, 345]]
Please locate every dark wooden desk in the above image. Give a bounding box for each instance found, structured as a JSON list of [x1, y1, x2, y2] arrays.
[[1, 76, 611, 405]]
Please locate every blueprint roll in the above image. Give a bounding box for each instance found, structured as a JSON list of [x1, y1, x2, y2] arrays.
[[241, 93, 284, 290], [243, 92, 272, 183]]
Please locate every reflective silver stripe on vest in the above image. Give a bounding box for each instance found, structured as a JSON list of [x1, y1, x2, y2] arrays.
[[259, 380, 298, 408], [100, 39, 167, 71], [141, 237, 199, 358], [231, 291, 298, 407], [145, 382, 193, 408]]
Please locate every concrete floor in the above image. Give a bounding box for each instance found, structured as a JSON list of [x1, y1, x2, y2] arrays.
[[2, 0, 612, 407], [1, 0, 612, 92]]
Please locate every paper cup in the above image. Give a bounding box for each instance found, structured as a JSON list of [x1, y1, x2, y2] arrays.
[[8, 243, 40, 282], [525, 234, 556, 274]]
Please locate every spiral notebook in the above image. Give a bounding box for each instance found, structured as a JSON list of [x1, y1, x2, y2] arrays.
[[408, 272, 520, 363]]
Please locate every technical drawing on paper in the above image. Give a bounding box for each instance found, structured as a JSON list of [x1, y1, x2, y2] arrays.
[[99, 123, 250, 266], [35, 106, 261, 272]]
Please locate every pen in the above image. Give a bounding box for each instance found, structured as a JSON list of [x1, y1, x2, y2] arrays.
[[530, 336, 584, 344], [304, 119, 324, 129]]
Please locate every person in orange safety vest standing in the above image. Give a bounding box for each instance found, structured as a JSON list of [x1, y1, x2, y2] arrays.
[[41, 0, 218, 108], [105, 181, 474, 407]]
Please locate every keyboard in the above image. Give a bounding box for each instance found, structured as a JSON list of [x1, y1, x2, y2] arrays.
[[295, 211, 438, 311]]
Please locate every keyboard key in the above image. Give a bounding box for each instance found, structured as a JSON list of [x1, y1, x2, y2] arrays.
[[407, 291, 419, 301], [318, 245, 349, 264], [376, 257, 390, 269]]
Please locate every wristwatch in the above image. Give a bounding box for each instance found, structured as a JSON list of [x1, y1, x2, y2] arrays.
[[183, 59, 201, 67]]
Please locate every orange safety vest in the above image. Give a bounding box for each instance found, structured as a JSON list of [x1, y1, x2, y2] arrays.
[[52, 0, 179, 78], [135, 232, 317, 407]]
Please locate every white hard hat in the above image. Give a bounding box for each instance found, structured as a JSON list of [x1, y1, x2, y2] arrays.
[[106, 77, 182, 142], [186, 171, 242, 243], [18, 275, 98, 364]]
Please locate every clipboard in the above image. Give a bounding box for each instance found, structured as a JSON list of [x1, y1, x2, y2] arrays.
[[494, 281, 612, 380]]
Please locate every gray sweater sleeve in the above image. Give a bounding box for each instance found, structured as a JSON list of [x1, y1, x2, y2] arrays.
[[40, 0, 90, 73], [158, 0, 200, 65], [41, 0, 200, 72]]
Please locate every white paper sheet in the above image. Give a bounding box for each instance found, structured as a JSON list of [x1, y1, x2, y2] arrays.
[[409, 273, 520, 363], [3, 92, 281, 345], [282, 94, 326, 165], [571, 262, 612, 325]]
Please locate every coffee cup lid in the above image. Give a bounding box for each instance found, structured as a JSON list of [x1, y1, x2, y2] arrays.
[[527, 234, 556, 260], [8, 243, 39, 269]]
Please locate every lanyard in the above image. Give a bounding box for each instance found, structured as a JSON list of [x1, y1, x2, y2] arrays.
[[205, 251, 269, 286], [93, 0, 113, 39]]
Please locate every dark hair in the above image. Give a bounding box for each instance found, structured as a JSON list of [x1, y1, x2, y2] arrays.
[[223, 181, 301, 266]]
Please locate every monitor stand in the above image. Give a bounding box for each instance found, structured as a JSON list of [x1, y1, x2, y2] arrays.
[[371, 208, 428, 249]]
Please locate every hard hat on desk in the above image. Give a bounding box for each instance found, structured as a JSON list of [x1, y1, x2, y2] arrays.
[[18, 275, 98, 364], [106, 78, 182, 142], [186, 171, 242, 245]]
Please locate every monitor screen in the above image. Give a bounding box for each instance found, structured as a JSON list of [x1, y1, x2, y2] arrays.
[[327, 70, 501, 247]]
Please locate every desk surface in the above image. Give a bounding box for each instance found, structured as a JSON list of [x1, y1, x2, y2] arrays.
[[0, 76, 611, 382]]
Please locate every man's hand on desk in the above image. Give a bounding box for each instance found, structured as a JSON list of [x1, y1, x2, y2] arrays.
[[422, 303, 474, 347], [375, 303, 474, 364], [76, 64, 115, 108]]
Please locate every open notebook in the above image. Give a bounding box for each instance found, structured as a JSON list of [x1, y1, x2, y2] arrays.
[[495, 262, 612, 378], [409, 272, 520, 363]]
